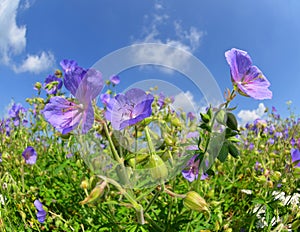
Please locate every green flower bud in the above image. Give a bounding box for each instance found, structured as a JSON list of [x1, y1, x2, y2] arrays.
[[80, 181, 107, 205], [34, 82, 42, 90], [200, 113, 210, 123], [272, 171, 281, 181], [80, 180, 89, 190], [171, 117, 182, 127], [55, 69, 62, 77], [183, 191, 209, 213], [147, 155, 168, 180]]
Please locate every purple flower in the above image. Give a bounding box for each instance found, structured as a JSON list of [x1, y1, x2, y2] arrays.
[[291, 138, 296, 146], [43, 61, 103, 134], [44, 74, 63, 94], [8, 103, 27, 126], [182, 155, 199, 182], [274, 132, 283, 140], [157, 93, 166, 108], [268, 138, 275, 145], [182, 155, 208, 182], [187, 112, 196, 121], [66, 153, 74, 159], [249, 143, 254, 150], [100, 93, 110, 105], [110, 75, 120, 85], [22, 146, 37, 165], [0, 153, 2, 162], [34, 200, 47, 223], [225, 48, 272, 100], [291, 148, 300, 167], [105, 88, 154, 130]]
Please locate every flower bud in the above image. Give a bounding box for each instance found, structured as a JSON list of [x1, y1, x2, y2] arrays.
[[80, 180, 89, 190], [147, 155, 168, 180], [34, 82, 42, 91], [80, 181, 107, 205], [171, 117, 182, 128], [183, 191, 209, 213], [272, 171, 281, 182]]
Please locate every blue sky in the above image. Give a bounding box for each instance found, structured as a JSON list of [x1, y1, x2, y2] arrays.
[[0, 0, 299, 124]]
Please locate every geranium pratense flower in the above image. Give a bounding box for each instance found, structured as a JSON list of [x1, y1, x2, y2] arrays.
[[8, 103, 27, 126], [182, 155, 208, 182], [34, 200, 47, 223], [22, 146, 37, 165], [105, 88, 154, 130], [44, 74, 63, 94], [225, 48, 272, 100], [110, 75, 120, 85], [291, 148, 300, 167], [43, 60, 103, 134]]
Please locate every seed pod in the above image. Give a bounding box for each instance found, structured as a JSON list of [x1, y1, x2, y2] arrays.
[[183, 191, 209, 213], [80, 181, 107, 205]]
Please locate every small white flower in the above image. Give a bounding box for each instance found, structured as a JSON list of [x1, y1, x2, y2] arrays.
[[0, 194, 5, 205], [241, 189, 253, 195]]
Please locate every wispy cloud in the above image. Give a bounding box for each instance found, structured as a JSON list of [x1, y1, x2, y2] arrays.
[[131, 1, 205, 74], [0, 0, 54, 74], [237, 103, 267, 126]]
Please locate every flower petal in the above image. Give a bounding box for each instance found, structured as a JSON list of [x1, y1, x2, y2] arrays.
[[75, 69, 104, 103]]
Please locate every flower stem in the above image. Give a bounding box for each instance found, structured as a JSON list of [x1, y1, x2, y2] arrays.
[[98, 175, 145, 224], [144, 126, 156, 157], [102, 121, 122, 164]]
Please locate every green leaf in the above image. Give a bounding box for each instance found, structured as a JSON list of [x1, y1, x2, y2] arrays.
[[228, 142, 239, 158], [226, 112, 238, 131], [200, 113, 210, 123], [217, 142, 229, 162], [199, 123, 211, 132]]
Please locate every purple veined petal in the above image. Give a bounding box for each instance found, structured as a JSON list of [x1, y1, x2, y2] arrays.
[[22, 146, 37, 165], [105, 88, 154, 130], [60, 59, 78, 74], [182, 169, 198, 182], [291, 148, 300, 167], [80, 102, 94, 134], [42, 97, 83, 134], [225, 48, 252, 82], [63, 66, 86, 96], [237, 81, 272, 100], [125, 88, 151, 105], [75, 69, 104, 103]]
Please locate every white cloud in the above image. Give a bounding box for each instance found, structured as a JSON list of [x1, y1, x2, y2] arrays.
[[237, 103, 267, 126], [0, 0, 26, 64], [132, 2, 205, 74], [13, 51, 55, 74], [172, 91, 197, 113], [0, 0, 54, 74]]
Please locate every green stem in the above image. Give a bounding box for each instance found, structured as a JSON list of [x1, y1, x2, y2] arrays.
[[144, 190, 160, 214], [102, 122, 123, 164], [98, 175, 145, 225], [144, 126, 156, 157]]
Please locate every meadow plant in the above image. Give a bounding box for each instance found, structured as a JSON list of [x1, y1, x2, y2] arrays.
[[1, 48, 299, 231]]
